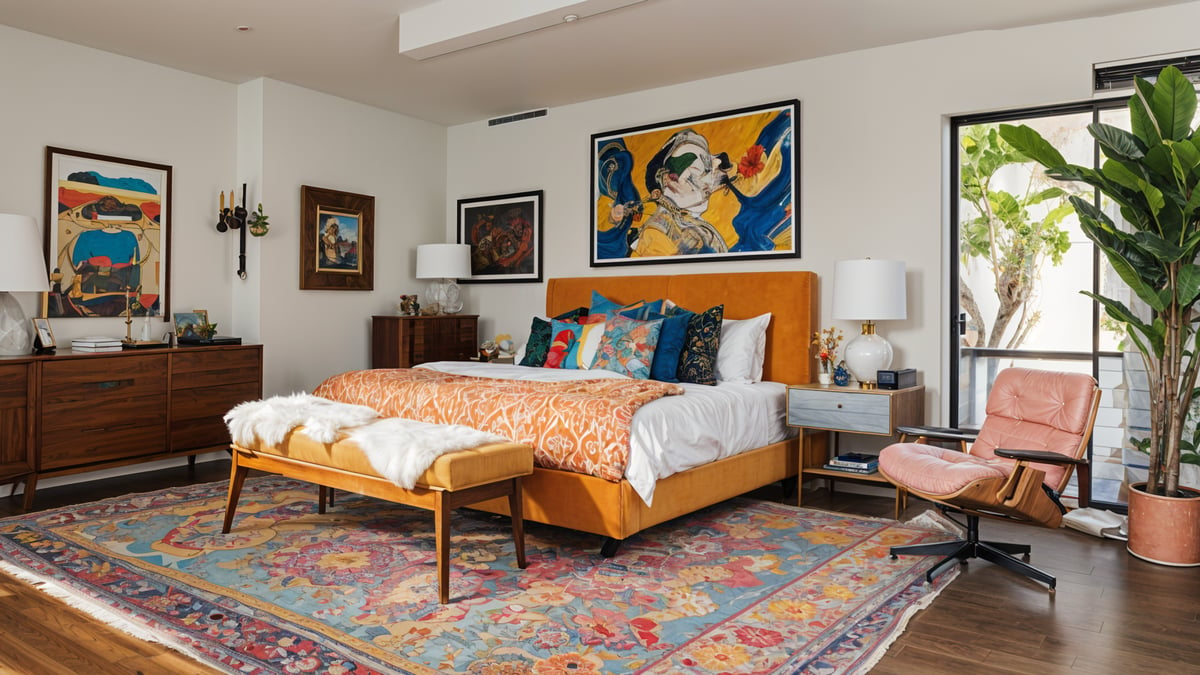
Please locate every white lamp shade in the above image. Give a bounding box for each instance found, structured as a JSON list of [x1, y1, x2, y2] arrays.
[[416, 243, 471, 280], [832, 259, 906, 321], [0, 214, 50, 291]]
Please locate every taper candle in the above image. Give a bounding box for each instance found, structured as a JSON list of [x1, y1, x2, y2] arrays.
[[220, 191, 225, 211]]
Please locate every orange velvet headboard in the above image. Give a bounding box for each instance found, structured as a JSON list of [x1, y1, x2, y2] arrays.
[[546, 271, 818, 385]]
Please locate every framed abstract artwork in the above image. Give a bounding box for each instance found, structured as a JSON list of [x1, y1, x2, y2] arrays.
[[43, 147, 172, 317], [590, 99, 800, 267], [299, 185, 374, 290], [456, 190, 542, 283]]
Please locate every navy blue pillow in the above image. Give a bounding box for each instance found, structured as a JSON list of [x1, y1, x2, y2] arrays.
[[639, 308, 692, 382]]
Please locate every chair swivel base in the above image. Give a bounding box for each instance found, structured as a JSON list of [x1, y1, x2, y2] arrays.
[[889, 514, 1056, 592]]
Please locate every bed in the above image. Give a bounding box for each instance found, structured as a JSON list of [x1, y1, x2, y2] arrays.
[[324, 270, 818, 553]]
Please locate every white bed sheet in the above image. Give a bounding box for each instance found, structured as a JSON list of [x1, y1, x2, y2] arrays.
[[418, 361, 796, 505]]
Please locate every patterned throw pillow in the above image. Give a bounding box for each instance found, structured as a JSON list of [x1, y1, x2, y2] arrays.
[[676, 304, 724, 385], [563, 319, 606, 369], [591, 314, 663, 379], [545, 320, 583, 369], [590, 291, 647, 319], [518, 307, 589, 367]]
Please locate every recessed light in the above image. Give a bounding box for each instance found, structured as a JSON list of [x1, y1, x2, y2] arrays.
[[236, 25, 252, 32], [562, 14, 579, 22]]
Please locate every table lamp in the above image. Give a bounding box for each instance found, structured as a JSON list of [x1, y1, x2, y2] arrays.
[[416, 243, 471, 314], [0, 214, 51, 356], [832, 258, 907, 389]]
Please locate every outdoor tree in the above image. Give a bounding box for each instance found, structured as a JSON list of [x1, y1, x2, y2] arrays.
[[959, 124, 1077, 348]]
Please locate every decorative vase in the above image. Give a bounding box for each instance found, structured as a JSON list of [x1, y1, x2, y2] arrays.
[[818, 360, 832, 387], [833, 361, 851, 387], [1126, 482, 1200, 567]]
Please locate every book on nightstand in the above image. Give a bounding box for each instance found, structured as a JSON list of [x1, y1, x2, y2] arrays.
[[827, 452, 879, 470], [822, 462, 879, 475]]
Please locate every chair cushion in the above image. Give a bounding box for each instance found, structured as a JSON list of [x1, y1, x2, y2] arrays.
[[879, 443, 1010, 497], [242, 429, 533, 492]]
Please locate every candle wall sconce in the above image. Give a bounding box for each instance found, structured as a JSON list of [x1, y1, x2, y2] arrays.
[[217, 184, 249, 279]]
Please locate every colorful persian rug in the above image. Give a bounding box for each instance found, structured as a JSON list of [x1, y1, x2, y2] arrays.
[[0, 476, 957, 674]]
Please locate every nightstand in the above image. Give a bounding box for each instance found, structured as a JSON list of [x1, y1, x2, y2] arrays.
[[371, 315, 478, 368], [786, 383, 924, 517]]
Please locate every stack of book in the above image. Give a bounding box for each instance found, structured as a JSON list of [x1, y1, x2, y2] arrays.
[[71, 336, 123, 353], [823, 452, 879, 474]]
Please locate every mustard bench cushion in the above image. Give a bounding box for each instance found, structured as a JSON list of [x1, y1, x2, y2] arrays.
[[237, 427, 534, 491]]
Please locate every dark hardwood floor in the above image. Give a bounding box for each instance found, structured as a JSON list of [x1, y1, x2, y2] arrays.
[[1, 464, 1197, 674]]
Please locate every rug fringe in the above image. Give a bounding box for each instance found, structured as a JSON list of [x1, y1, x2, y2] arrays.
[[855, 566, 959, 674], [0, 561, 239, 675], [904, 509, 965, 536]]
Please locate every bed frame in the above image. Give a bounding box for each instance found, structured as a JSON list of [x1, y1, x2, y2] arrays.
[[475, 270, 819, 553]]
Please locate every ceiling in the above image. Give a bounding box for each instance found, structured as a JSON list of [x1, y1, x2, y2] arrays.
[[0, 0, 1193, 126]]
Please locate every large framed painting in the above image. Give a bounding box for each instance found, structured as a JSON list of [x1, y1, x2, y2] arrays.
[[299, 185, 374, 291], [590, 99, 800, 267], [457, 190, 542, 283], [43, 147, 172, 318]]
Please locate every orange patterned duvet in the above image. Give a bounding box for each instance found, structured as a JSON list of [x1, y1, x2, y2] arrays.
[[313, 369, 684, 481]]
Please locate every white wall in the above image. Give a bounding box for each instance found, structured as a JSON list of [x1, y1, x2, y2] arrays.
[[253, 79, 447, 395], [0, 24, 237, 342], [446, 2, 1200, 423]]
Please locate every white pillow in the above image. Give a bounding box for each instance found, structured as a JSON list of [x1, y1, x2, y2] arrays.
[[716, 313, 771, 383]]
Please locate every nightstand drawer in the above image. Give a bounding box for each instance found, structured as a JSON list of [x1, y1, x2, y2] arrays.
[[787, 388, 892, 434]]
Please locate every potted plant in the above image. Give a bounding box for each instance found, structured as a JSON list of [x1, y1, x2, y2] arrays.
[[999, 65, 1200, 566]]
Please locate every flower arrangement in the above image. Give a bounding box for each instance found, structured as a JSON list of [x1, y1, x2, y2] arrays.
[[811, 326, 843, 367]]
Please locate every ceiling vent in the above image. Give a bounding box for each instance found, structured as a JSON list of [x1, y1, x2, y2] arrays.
[[488, 109, 548, 126], [1094, 51, 1200, 94]]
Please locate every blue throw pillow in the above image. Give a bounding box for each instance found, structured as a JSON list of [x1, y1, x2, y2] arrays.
[[643, 308, 693, 383]]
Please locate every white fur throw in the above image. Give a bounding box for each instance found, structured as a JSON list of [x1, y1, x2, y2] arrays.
[[224, 393, 508, 489]]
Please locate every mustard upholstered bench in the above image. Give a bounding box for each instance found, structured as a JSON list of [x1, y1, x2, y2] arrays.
[[222, 428, 535, 603]]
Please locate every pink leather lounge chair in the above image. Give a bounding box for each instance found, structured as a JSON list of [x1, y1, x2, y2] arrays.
[[878, 367, 1101, 592]]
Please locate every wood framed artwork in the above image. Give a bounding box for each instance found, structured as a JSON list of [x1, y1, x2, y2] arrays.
[[300, 185, 374, 290], [173, 311, 207, 338], [43, 146, 172, 317], [457, 190, 542, 283], [590, 99, 800, 267]]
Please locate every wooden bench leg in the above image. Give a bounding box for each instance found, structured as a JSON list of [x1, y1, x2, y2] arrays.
[[435, 490, 451, 604], [222, 461, 250, 534], [318, 486, 329, 514], [508, 478, 527, 569], [21, 474, 38, 512]]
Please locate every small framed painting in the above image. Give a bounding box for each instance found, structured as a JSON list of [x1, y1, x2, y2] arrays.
[[173, 311, 207, 338], [299, 185, 374, 290], [43, 146, 172, 317], [590, 99, 800, 267], [457, 190, 542, 283]]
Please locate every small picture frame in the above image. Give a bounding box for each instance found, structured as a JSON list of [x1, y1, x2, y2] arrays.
[[173, 311, 208, 338], [31, 317, 55, 349]]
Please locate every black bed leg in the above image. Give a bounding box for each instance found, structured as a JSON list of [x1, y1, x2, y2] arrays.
[[600, 537, 622, 558]]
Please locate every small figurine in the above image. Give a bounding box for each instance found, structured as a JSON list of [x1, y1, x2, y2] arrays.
[[833, 360, 851, 387], [397, 294, 419, 316]]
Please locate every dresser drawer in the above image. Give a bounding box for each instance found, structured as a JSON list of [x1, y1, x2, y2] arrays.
[[40, 394, 168, 469], [41, 354, 167, 405], [787, 387, 893, 435], [172, 347, 261, 389], [171, 381, 261, 451]]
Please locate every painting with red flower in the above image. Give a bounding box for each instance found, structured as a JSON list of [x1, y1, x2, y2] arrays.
[[590, 100, 799, 266]]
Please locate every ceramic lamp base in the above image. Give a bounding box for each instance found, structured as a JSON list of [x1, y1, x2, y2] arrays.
[[0, 291, 33, 356]]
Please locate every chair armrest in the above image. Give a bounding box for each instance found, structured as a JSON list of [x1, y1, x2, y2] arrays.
[[993, 448, 1088, 465], [895, 425, 979, 443]]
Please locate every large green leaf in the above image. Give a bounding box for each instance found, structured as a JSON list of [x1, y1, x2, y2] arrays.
[[1148, 66, 1198, 142], [998, 124, 1067, 169], [1090, 122, 1145, 162], [1178, 263, 1200, 307], [1131, 78, 1162, 146], [1084, 291, 1161, 356]]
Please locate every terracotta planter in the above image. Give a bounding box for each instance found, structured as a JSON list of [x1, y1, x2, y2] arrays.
[[1126, 482, 1200, 566]]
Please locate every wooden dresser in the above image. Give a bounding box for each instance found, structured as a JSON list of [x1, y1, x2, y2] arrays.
[[0, 344, 262, 509], [371, 315, 478, 368]]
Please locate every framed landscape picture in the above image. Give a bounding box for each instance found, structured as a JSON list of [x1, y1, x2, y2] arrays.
[[456, 190, 542, 283], [590, 99, 800, 267], [299, 185, 374, 290], [43, 146, 172, 317]]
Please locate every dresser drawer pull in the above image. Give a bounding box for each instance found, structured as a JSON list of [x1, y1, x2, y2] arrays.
[[85, 379, 134, 391], [837, 403, 843, 409]]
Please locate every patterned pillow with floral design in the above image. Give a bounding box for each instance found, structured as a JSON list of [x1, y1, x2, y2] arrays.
[[591, 314, 663, 379], [518, 307, 589, 367], [676, 304, 724, 385]]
